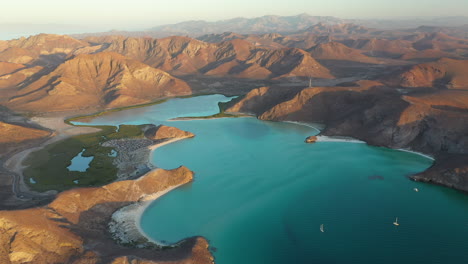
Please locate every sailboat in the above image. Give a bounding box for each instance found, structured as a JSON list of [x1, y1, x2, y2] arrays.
[[393, 217, 400, 226], [320, 224, 324, 232]]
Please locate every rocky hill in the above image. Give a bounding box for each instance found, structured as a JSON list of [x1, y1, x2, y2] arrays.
[[102, 36, 333, 79], [149, 14, 343, 36], [308, 41, 381, 64], [388, 58, 468, 89], [0, 34, 89, 67], [6, 52, 191, 112], [0, 167, 213, 264]]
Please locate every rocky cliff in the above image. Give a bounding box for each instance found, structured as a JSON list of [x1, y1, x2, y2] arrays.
[[0, 167, 213, 264]]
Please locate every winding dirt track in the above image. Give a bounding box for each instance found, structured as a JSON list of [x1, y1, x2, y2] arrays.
[[4, 116, 100, 199]]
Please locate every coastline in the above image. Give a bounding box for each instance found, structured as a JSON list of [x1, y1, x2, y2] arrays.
[[282, 120, 323, 133], [397, 148, 435, 161], [109, 183, 185, 247], [109, 136, 194, 247], [316, 135, 366, 144]]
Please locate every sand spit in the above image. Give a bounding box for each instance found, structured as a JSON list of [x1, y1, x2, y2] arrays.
[[108, 135, 196, 247]]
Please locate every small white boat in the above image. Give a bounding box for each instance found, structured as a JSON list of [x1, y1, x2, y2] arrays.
[[393, 217, 400, 226], [414, 188, 419, 192], [320, 224, 324, 232]]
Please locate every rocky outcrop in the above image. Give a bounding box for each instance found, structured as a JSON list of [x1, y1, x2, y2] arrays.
[[144, 125, 195, 141], [226, 86, 304, 115], [7, 52, 191, 112], [0, 167, 213, 264], [412, 154, 468, 191], [305, 136, 318, 143]]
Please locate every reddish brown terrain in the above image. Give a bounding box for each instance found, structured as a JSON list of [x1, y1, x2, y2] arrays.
[[308, 41, 381, 64], [0, 22, 466, 263], [7, 52, 191, 112], [388, 58, 468, 89], [0, 167, 213, 264], [100, 36, 333, 79]]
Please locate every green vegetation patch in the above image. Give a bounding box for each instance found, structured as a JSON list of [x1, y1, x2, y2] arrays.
[[23, 124, 146, 192]]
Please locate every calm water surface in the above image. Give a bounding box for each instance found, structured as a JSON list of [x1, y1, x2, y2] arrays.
[[81, 95, 468, 264]]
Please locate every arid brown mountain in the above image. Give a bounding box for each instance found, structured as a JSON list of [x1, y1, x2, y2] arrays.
[[197, 32, 246, 43], [399, 49, 457, 60], [308, 42, 381, 64], [0, 167, 213, 264], [412, 32, 468, 51], [339, 38, 415, 58], [0, 62, 24, 75], [388, 58, 468, 89], [7, 52, 191, 112], [0, 121, 50, 159], [149, 14, 343, 36], [297, 23, 373, 36], [0, 62, 43, 92], [0, 34, 89, 67], [102, 36, 333, 79]]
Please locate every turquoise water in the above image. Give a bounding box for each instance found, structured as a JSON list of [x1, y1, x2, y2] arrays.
[[82, 95, 468, 264], [67, 149, 94, 172]]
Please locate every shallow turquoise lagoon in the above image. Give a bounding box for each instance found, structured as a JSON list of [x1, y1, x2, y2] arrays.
[[83, 95, 468, 264]]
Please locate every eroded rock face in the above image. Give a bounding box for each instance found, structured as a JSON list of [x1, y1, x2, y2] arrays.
[[144, 125, 195, 141], [0, 167, 213, 264]]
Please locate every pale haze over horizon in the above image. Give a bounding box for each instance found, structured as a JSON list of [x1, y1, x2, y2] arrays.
[[1, 0, 468, 39], [2, 0, 468, 26]]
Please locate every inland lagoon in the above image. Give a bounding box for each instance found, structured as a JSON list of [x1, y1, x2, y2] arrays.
[[79, 95, 468, 264]]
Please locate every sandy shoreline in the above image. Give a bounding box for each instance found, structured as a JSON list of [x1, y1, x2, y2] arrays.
[[282, 120, 323, 133], [109, 183, 185, 247], [316, 135, 366, 144], [397, 148, 435, 161], [109, 136, 194, 247]]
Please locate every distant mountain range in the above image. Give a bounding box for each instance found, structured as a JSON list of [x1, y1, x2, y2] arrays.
[[150, 14, 468, 35], [71, 14, 468, 39]]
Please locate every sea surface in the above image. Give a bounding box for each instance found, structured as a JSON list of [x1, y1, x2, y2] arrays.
[[80, 94, 468, 264]]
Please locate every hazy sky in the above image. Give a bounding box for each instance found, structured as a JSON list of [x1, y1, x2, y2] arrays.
[[2, 0, 468, 29]]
